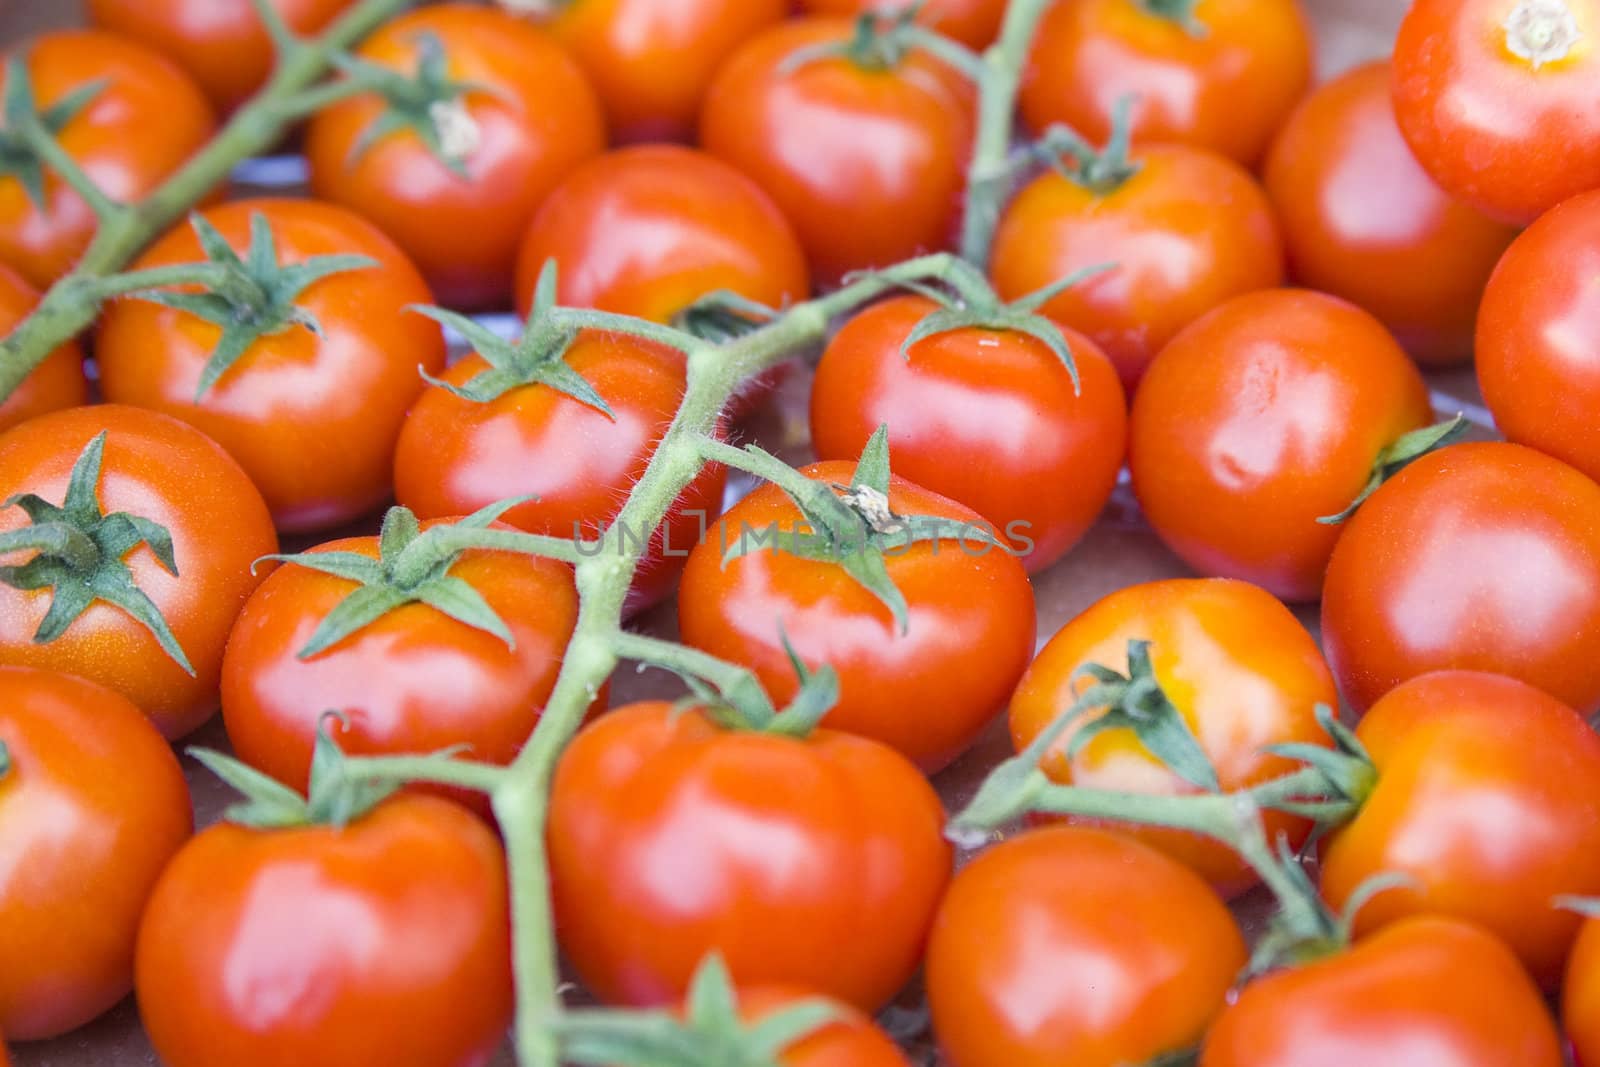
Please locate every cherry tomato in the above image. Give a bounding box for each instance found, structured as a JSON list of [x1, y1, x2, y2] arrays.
[[1393, 0, 1600, 223], [1563, 912, 1600, 1067], [1010, 578, 1336, 896], [1130, 290, 1433, 601], [809, 295, 1126, 573], [1321, 442, 1600, 715], [795, 0, 1006, 48], [0, 666, 191, 1041], [97, 197, 445, 534], [694, 986, 911, 1067], [1020, 0, 1313, 166], [0, 31, 215, 288], [85, 0, 355, 111], [927, 826, 1245, 1067], [0, 405, 277, 739], [136, 795, 512, 1067], [1200, 917, 1564, 1067], [548, 701, 951, 1010], [678, 461, 1036, 773], [1263, 62, 1517, 367], [700, 18, 976, 288], [990, 144, 1283, 393], [305, 4, 605, 309], [0, 262, 85, 434]]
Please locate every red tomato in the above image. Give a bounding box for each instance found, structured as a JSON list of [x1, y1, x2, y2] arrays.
[[0, 405, 277, 739], [1393, 0, 1600, 223], [691, 986, 911, 1066], [1020, 0, 1313, 166], [1564, 913, 1600, 1067], [0, 262, 85, 434], [1321, 442, 1600, 715], [990, 144, 1283, 393], [305, 4, 605, 309], [700, 18, 976, 288], [927, 826, 1245, 1067], [97, 197, 445, 534], [549, 701, 951, 1010], [809, 295, 1127, 573], [136, 795, 512, 1067], [1200, 917, 1564, 1066], [0, 31, 215, 288], [1264, 62, 1518, 367], [795, 0, 1006, 48], [1130, 290, 1433, 601], [0, 667, 191, 1040]]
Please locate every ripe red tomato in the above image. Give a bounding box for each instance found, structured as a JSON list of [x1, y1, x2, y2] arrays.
[[305, 4, 605, 309], [97, 197, 445, 534], [136, 794, 512, 1067], [0, 405, 277, 739], [1564, 913, 1600, 1067], [809, 295, 1126, 573], [795, 0, 1006, 48], [1010, 578, 1336, 896], [927, 826, 1245, 1067], [687, 986, 911, 1066], [678, 461, 1036, 773], [547, 701, 952, 1010], [1020, 0, 1313, 166], [0, 262, 85, 434], [1130, 290, 1433, 601], [1200, 917, 1564, 1066], [700, 18, 976, 288], [0, 666, 191, 1041], [1264, 62, 1518, 367], [1321, 442, 1600, 715], [1393, 0, 1600, 223], [0, 31, 215, 288], [990, 144, 1283, 393]]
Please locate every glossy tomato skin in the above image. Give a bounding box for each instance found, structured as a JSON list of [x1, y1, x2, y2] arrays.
[[927, 827, 1245, 1067], [810, 296, 1126, 573], [1011, 578, 1335, 896], [548, 702, 952, 1010], [990, 145, 1283, 394], [0, 263, 85, 434], [1264, 62, 1517, 367], [1564, 917, 1600, 1067], [0, 31, 214, 288], [1200, 916, 1564, 1067], [1020, 0, 1313, 166], [678, 462, 1036, 773], [1131, 290, 1433, 601], [707, 987, 911, 1067], [796, 0, 1005, 47], [136, 796, 512, 1067], [0, 667, 192, 1041], [97, 198, 445, 534], [1321, 442, 1600, 714], [305, 4, 605, 309], [0, 406, 277, 739], [700, 18, 976, 288], [393, 333, 725, 617], [1393, 0, 1600, 223]]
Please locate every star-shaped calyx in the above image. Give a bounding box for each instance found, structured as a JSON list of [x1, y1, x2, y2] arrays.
[[780, 4, 983, 80], [0, 51, 106, 211]]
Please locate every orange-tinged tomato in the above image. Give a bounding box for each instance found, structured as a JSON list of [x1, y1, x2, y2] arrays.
[[795, 0, 1006, 48], [0, 262, 85, 434], [691, 987, 911, 1067], [1564, 914, 1600, 1067]]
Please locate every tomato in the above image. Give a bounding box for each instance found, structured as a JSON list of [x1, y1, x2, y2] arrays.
[[678, 460, 1035, 773], [1321, 442, 1600, 715], [0, 31, 215, 289], [794, 0, 1006, 48], [1478, 189, 1600, 486], [393, 332, 725, 616], [990, 144, 1283, 394], [1130, 290, 1433, 601], [0, 405, 277, 739], [85, 0, 355, 111], [1020, 0, 1313, 166], [809, 295, 1127, 573], [700, 18, 976, 288], [1564, 913, 1600, 1067], [1200, 917, 1563, 1067], [97, 197, 445, 534], [0, 666, 191, 1040], [305, 4, 605, 309], [927, 826, 1244, 1067], [136, 794, 511, 1067], [1263, 62, 1517, 367], [1393, 0, 1600, 223], [548, 701, 951, 1010], [690, 986, 911, 1067], [0, 262, 85, 434]]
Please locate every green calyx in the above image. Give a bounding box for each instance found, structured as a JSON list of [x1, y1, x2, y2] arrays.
[[1261, 705, 1379, 833], [1033, 94, 1144, 196], [1066, 640, 1220, 791], [336, 31, 495, 178], [639, 627, 842, 739], [0, 432, 194, 675], [673, 290, 781, 346], [0, 52, 105, 211], [1140, 0, 1207, 37], [1318, 415, 1469, 525], [780, 4, 984, 79], [0, 740, 10, 780], [1246, 843, 1412, 975]]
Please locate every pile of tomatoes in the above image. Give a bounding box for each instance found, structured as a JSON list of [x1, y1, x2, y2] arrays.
[[4, 0, 1600, 1064]]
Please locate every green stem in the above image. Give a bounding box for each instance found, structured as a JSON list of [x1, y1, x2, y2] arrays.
[[410, 526, 593, 569], [20, 120, 124, 222], [341, 752, 511, 795], [611, 630, 758, 698], [83, 263, 233, 300]]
